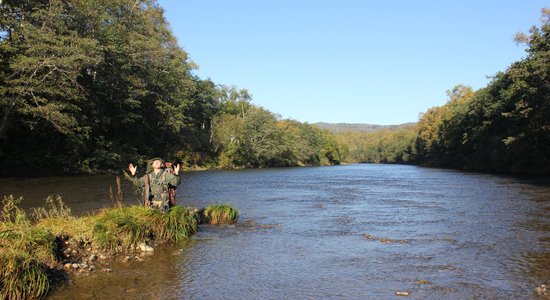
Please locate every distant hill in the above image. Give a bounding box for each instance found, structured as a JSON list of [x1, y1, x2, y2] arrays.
[[312, 122, 416, 133]]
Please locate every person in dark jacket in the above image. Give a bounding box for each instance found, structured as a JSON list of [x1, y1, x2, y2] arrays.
[[127, 158, 180, 211]]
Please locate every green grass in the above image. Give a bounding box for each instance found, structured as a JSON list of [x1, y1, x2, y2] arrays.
[[89, 205, 198, 250], [91, 206, 153, 251], [201, 204, 239, 224], [0, 196, 54, 300], [0, 249, 50, 300], [0, 196, 57, 264], [0, 194, 216, 299], [153, 205, 198, 242], [31, 195, 72, 219]]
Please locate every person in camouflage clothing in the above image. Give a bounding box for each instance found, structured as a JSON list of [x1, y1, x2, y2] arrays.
[[127, 158, 180, 211]]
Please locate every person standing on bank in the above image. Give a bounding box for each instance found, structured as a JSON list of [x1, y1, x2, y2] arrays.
[[127, 158, 181, 211]]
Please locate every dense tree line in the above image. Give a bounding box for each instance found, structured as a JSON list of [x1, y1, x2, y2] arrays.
[[2, 1, 547, 176], [335, 125, 416, 164], [337, 9, 549, 175], [0, 0, 343, 176], [211, 90, 343, 168], [414, 8, 550, 174]]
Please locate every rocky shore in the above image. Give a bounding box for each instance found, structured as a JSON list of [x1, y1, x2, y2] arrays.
[[0, 195, 238, 299]]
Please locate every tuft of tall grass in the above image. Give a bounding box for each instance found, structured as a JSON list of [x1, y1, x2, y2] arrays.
[[32, 196, 94, 251], [0, 196, 55, 299], [31, 195, 72, 220], [35, 216, 93, 247], [89, 205, 199, 251], [1, 195, 30, 227], [1, 196, 56, 264], [153, 205, 198, 242], [91, 206, 153, 252], [201, 204, 239, 224], [0, 249, 50, 300]]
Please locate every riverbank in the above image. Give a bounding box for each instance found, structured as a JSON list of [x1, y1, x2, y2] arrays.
[[0, 195, 238, 299]]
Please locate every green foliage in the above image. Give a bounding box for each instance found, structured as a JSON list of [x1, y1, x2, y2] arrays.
[[91, 206, 153, 251], [411, 9, 550, 174], [414, 85, 475, 166], [336, 125, 417, 164], [319, 129, 344, 165], [211, 113, 246, 168], [0, 0, 346, 175], [0, 0, 100, 136], [90, 205, 200, 250], [154, 205, 198, 242], [212, 103, 345, 168], [201, 204, 239, 225], [217, 85, 253, 117], [1, 0, 546, 175], [0, 249, 50, 300], [338, 9, 550, 175], [0, 0, 198, 175], [1, 196, 57, 264], [0, 196, 55, 299]]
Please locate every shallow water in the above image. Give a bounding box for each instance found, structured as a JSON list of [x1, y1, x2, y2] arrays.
[[1, 164, 549, 299]]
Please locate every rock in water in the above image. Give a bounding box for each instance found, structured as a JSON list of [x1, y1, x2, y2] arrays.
[[138, 242, 154, 252], [535, 284, 547, 296]]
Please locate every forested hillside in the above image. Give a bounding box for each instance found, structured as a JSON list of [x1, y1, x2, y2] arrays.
[[334, 124, 417, 164], [0, 0, 343, 176], [313, 123, 414, 133]]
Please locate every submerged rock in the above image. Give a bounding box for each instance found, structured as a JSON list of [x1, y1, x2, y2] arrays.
[[535, 284, 547, 296], [362, 234, 408, 244], [416, 280, 432, 284]]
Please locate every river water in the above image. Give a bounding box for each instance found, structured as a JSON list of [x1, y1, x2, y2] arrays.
[[0, 164, 548, 299]]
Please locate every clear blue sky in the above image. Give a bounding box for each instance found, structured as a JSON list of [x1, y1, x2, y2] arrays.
[[157, 0, 547, 125]]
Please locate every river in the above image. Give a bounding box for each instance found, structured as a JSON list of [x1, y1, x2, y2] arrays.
[[0, 164, 548, 299]]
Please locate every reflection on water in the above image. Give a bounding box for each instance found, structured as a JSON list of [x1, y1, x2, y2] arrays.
[[1, 165, 549, 299], [0, 174, 139, 215]]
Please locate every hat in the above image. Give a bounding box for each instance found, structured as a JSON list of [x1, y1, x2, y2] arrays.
[[150, 157, 164, 164]]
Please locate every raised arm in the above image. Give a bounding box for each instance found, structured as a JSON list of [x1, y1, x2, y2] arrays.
[[129, 163, 137, 176], [167, 164, 181, 186], [126, 163, 145, 188]]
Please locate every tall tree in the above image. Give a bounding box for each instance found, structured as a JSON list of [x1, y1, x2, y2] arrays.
[[0, 0, 100, 173]]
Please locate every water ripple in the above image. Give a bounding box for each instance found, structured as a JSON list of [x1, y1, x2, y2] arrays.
[[33, 165, 550, 299]]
